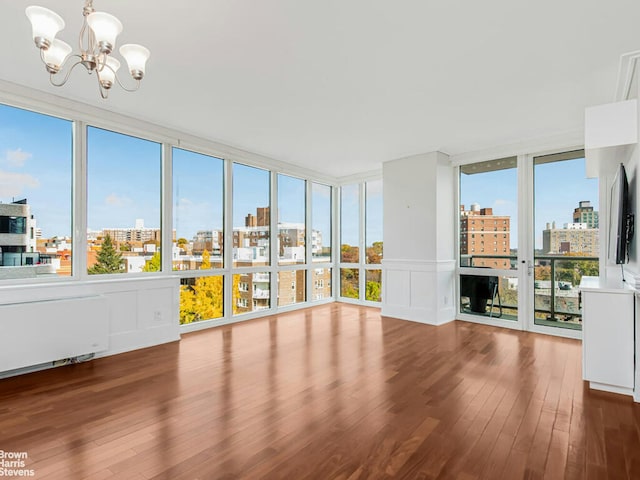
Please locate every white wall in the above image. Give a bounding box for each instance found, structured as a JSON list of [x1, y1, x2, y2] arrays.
[[588, 100, 640, 284], [381, 152, 455, 325]]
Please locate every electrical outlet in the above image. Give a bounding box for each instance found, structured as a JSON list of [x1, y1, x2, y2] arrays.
[[153, 311, 162, 322]]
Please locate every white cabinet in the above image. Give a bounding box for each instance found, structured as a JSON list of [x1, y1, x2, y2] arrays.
[[580, 276, 635, 396]]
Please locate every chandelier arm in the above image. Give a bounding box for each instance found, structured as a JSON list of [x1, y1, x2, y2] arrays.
[[48, 57, 84, 87], [94, 60, 140, 93], [113, 75, 141, 93], [96, 78, 109, 99]]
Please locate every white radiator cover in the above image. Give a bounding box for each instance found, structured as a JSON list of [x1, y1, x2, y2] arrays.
[[0, 296, 109, 372]]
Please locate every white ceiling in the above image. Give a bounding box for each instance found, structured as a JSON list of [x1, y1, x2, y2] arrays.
[[1, 0, 639, 177]]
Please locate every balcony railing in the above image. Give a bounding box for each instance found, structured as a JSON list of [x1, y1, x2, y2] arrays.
[[533, 255, 598, 326], [252, 288, 270, 299], [460, 254, 598, 328]]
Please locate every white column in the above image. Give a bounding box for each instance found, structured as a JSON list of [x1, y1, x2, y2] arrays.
[[381, 151, 455, 325]]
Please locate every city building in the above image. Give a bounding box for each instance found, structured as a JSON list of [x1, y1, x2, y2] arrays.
[[0, 198, 40, 267], [103, 219, 164, 244], [573, 200, 599, 228], [542, 200, 600, 256], [191, 230, 223, 256], [459, 203, 511, 269], [542, 220, 599, 256]]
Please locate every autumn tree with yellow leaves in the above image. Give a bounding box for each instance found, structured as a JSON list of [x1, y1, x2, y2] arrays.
[[179, 250, 224, 324]]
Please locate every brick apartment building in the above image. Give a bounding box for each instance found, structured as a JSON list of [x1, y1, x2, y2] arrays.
[[460, 203, 511, 269]]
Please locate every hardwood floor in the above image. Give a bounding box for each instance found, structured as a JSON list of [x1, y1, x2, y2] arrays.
[[1, 303, 639, 479]]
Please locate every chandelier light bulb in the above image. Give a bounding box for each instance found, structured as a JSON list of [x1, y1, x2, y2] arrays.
[[42, 39, 73, 73], [87, 11, 123, 54], [25, 6, 65, 49], [99, 56, 120, 89], [119, 44, 150, 80]]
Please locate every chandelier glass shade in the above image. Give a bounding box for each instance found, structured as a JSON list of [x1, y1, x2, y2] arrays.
[[25, 1, 150, 99]]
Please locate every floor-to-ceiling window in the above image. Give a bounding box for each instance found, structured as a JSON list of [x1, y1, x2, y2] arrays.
[[173, 147, 225, 324], [365, 179, 383, 302], [339, 179, 383, 304], [232, 163, 271, 314], [311, 182, 333, 300], [277, 173, 306, 306], [340, 183, 360, 299]]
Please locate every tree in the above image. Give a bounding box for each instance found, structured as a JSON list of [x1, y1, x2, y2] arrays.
[[340, 268, 359, 299], [535, 265, 551, 281], [366, 241, 383, 264], [365, 281, 381, 302], [88, 234, 123, 274], [178, 250, 224, 324], [142, 251, 161, 272], [341, 244, 359, 263]]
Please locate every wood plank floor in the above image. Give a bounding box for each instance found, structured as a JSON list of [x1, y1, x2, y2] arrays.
[[1, 303, 639, 479]]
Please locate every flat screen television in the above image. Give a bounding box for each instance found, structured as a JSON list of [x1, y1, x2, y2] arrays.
[[609, 163, 634, 264]]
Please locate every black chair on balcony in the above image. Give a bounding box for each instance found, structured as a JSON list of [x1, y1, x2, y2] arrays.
[[460, 274, 502, 318]]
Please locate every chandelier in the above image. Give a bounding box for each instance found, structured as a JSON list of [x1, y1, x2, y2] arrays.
[[25, 1, 150, 99]]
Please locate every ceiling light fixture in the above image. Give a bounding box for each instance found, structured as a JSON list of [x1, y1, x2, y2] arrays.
[[25, 1, 150, 99]]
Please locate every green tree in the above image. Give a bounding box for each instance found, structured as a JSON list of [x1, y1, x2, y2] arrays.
[[142, 251, 161, 272], [365, 281, 381, 302], [88, 234, 123, 274], [340, 268, 359, 299]]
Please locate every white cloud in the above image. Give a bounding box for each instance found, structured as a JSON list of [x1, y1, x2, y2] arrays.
[[4, 148, 32, 167], [0, 170, 40, 197], [105, 193, 131, 207], [175, 197, 193, 209]]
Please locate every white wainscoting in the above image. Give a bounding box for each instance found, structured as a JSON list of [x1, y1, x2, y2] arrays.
[[0, 276, 180, 376], [381, 259, 456, 325]]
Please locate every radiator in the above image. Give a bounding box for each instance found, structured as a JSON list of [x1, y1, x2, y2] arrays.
[[0, 296, 109, 373]]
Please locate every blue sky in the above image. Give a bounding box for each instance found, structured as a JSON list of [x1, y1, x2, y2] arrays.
[[460, 157, 599, 250], [87, 127, 162, 231], [0, 104, 72, 238], [173, 147, 224, 238]]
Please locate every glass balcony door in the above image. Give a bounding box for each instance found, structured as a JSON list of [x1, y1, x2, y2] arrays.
[[458, 157, 523, 329], [529, 150, 598, 336]]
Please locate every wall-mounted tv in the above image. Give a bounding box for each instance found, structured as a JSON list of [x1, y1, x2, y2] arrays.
[[609, 163, 634, 264]]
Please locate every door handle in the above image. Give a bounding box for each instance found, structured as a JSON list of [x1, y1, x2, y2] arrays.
[[527, 261, 534, 277]]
